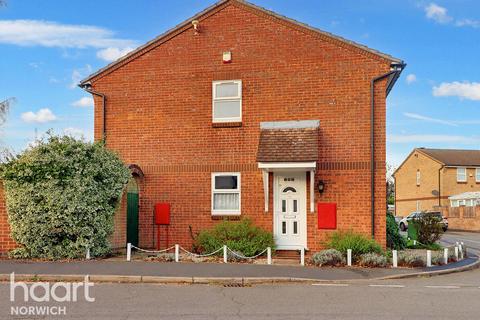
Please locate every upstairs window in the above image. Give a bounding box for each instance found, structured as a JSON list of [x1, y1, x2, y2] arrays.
[[212, 80, 242, 123], [211, 173, 241, 215], [457, 167, 467, 182]]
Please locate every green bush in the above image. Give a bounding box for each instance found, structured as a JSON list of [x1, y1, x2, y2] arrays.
[[358, 252, 387, 267], [386, 213, 406, 250], [194, 219, 274, 257], [406, 239, 442, 251], [0, 134, 130, 259], [327, 230, 383, 261], [414, 213, 443, 245], [312, 249, 345, 266]]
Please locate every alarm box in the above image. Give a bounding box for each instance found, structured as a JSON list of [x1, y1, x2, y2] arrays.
[[154, 203, 170, 225], [317, 202, 337, 229]]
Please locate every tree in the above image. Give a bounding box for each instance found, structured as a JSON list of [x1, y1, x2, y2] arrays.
[[0, 134, 131, 259], [0, 97, 14, 126], [386, 162, 395, 206]]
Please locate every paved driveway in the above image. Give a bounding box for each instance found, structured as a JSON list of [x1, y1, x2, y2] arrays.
[[441, 230, 480, 255]]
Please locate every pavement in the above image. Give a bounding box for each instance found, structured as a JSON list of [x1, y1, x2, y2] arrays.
[[3, 268, 480, 319], [0, 230, 477, 285]]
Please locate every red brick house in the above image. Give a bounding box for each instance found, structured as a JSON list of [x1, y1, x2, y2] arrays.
[[0, 0, 404, 254]]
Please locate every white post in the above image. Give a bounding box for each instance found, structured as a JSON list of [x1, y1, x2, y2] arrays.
[[223, 245, 228, 263], [444, 248, 448, 265], [459, 244, 464, 259], [454, 246, 459, 260], [175, 244, 179, 263], [127, 243, 132, 262], [347, 249, 352, 267], [427, 250, 432, 267], [267, 247, 272, 265], [413, 240, 417, 246], [392, 250, 398, 268], [300, 247, 305, 266], [86, 247, 90, 260]]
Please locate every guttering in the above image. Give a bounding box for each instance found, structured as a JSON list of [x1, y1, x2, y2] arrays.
[[78, 82, 106, 142], [438, 165, 444, 207], [370, 62, 406, 238]]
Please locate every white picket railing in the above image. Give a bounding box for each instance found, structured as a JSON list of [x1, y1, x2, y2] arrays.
[[126, 243, 272, 264]]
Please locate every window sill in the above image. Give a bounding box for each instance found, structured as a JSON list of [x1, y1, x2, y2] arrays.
[[211, 215, 241, 221], [212, 122, 242, 128]]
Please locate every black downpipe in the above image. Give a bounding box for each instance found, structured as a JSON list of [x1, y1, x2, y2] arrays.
[[438, 165, 444, 207], [370, 68, 402, 238], [79, 84, 106, 142]]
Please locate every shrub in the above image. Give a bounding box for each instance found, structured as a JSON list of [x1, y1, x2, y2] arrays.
[[194, 219, 274, 257], [312, 249, 345, 266], [358, 252, 387, 267], [431, 251, 445, 265], [398, 251, 425, 267], [406, 239, 442, 251], [413, 213, 443, 245], [386, 213, 406, 250], [327, 231, 383, 261], [0, 134, 130, 259]]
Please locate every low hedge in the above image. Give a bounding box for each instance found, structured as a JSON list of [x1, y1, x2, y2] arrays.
[[327, 230, 383, 261], [194, 219, 274, 257]]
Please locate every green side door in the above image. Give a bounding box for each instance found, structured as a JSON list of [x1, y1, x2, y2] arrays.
[[127, 192, 139, 247]]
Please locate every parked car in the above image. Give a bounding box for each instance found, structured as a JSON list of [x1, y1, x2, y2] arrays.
[[394, 215, 403, 225], [399, 211, 448, 232]]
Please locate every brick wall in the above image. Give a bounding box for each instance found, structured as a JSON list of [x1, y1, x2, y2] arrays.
[[394, 151, 443, 217], [88, 2, 392, 251], [0, 183, 17, 254]]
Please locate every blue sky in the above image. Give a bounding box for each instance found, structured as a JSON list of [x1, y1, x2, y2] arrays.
[[0, 0, 479, 167]]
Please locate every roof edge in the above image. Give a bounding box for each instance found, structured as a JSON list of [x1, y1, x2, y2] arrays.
[[79, 0, 403, 86]]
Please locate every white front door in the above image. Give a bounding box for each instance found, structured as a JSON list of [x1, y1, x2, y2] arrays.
[[274, 172, 307, 249]]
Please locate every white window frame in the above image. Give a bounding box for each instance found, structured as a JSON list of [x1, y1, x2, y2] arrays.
[[458, 199, 466, 206], [451, 200, 459, 207], [211, 172, 241, 215], [416, 170, 421, 186], [476, 168, 480, 182], [212, 80, 242, 123], [457, 167, 467, 182]]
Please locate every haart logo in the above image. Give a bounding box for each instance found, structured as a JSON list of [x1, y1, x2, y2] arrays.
[[9, 273, 95, 316]]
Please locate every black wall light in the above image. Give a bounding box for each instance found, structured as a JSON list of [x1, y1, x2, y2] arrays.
[[317, 180, 325, 194]]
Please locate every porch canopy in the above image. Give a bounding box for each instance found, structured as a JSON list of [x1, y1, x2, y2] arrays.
[[256, 120, 319, 213]]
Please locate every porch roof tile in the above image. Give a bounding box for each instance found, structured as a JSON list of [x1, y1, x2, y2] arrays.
[[256, 126, 319, 162]]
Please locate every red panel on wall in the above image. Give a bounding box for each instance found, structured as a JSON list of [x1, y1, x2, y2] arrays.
[[317, 203, 337, 229], [154, 203, 170, 225]]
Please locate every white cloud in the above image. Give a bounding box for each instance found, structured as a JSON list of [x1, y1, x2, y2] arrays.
[[433, 81, 480, 101], [0, 20, 136, 49], [388, 134, 480, 144], [423, 3, 479, 28], [63, 127, 93, 141], [96, 47, 134, 62], [403, 112, 457, 126], [406, 74, 417, 84], [72, 97, 94, 108], [21, 108, 57, 123], [455, 19, 480, 28], [425, 3, 452, 24], [70, 64, 92, 89]]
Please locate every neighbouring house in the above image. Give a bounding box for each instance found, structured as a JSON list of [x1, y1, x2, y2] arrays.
[[0, 0, 405, 254], [394, 148, 480, 228]]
